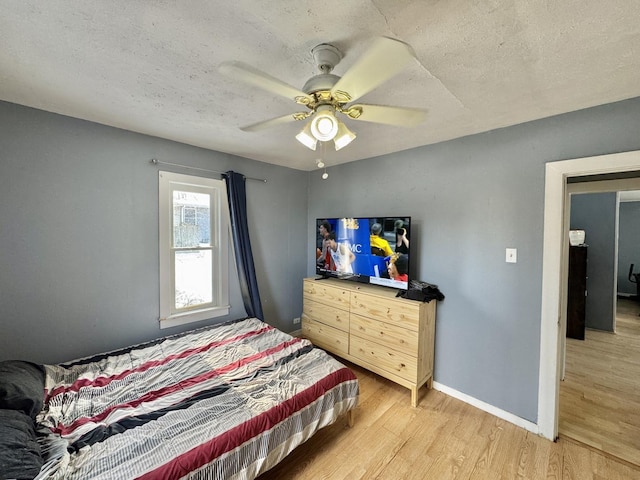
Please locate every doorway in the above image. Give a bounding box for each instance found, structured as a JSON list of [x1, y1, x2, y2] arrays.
[[537, 150, 640, 442], [559, 185, 640, 465]]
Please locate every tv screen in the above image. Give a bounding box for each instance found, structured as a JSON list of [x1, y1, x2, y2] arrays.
[[315, 217, 411, 290]]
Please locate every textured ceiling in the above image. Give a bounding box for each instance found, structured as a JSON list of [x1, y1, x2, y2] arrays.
[[1, 1, 639, 171]]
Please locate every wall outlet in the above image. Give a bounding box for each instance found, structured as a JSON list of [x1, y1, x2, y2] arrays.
[[293, 317, 301, 324]]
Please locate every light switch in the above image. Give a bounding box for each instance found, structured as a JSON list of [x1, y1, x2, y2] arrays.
[[506, 248, 517, 263]]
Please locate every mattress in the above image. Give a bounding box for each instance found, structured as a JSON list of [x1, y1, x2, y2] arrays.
[[34, 317, 358, 479]]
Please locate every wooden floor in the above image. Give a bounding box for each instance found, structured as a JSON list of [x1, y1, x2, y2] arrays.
[[559, 297, 640, 468], [258, 361, 640, 480]]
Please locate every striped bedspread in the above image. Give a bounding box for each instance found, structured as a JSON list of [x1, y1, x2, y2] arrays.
[[35, 317, 359, 480]]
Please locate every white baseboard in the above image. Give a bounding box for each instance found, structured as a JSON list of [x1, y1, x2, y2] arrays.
[[432, 381, 539, 435], [617, 292, 636, 298]]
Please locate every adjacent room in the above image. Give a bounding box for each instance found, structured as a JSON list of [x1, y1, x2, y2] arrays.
[[1, 2, 640, 479]]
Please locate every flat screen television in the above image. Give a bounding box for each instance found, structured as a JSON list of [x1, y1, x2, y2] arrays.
[[315, 217, 411, 290]]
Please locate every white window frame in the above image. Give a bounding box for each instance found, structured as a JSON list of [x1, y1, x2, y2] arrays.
[[159, 171, 230, 328]]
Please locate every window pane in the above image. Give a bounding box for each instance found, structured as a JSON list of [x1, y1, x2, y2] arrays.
[[172, 191, 211, 248], [174, 250, 213, 309]]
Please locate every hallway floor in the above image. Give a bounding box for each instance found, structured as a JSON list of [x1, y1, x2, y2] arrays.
[[559, 297, 640, 467]]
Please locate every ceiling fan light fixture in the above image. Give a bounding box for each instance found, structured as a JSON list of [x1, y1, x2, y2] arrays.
[[223, 37, 425, 158], [310, 106, 339, 142], [295, 123, 317, 150], [333, 121, 356, 151]]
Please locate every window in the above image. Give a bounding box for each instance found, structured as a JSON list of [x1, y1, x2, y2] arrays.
[[159, 171, 230, 328]]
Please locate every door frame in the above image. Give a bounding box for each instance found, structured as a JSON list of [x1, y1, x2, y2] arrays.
[[538, 149, 640, 440]]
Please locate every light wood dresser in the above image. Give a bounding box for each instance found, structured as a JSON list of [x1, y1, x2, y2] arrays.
[[301, 277, 436, 407]]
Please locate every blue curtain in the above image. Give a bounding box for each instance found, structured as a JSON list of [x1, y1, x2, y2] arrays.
[[223, 171, 264, 320]]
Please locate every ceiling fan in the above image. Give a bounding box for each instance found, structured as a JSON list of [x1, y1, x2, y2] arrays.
[[219, 36, 427, 151]]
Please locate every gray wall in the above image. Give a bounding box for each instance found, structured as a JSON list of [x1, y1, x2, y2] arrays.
[[618, 201, 640, 296], [307, 97, 640, 423], [4, 95, 640, 426], [0, 101, 308, 364], [570, 192, 617, 331]]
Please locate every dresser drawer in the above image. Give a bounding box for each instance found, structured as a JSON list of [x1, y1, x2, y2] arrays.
[[303, 299, 349, 332], [350, 334, 417, 382], [302, 316, 349, 356], [350, 313, 417, 354], [351, 292, 420, 331], [303, 280, 350, 310]]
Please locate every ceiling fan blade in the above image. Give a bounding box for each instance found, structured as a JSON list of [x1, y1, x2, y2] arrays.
[[331, 37, 417, 103], [344, 104, 427, 127], [240, 112, 309, 132], [219, 61, 312, 104]]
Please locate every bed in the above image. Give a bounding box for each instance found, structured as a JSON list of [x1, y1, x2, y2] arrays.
[[0, 317, 358, 480]]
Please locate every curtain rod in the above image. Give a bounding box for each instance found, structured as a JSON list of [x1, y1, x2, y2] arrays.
[[150, 158, 267, 183]]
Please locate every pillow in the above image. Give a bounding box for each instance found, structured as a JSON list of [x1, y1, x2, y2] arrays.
[[0, 361, 45, 419], [0, 409, 44, 480]]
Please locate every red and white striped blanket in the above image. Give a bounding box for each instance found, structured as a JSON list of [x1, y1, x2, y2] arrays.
[[35, 317, 358, 479]]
